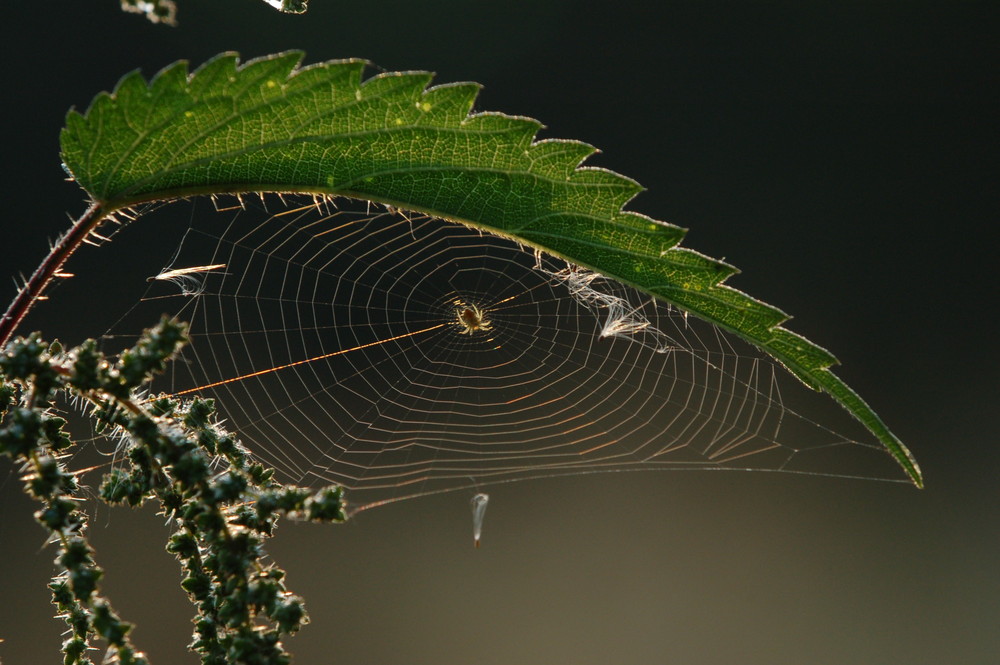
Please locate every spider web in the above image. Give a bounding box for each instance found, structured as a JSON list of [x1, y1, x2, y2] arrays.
[[101, 196, 907, 515]]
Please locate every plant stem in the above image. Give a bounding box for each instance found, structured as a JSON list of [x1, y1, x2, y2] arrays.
[[0, 201, 106, 347]]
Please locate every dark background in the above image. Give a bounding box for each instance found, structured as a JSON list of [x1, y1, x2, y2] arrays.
[[1, 1, 997, 663]]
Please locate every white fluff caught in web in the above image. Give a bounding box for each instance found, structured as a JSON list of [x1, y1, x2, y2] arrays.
[[471, 493, 489, 548]]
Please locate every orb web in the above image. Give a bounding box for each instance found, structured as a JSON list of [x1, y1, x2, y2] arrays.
[[106, 196, 907, 514]]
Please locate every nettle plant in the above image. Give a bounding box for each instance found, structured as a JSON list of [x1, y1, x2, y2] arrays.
[[1, 6, 922, 665]]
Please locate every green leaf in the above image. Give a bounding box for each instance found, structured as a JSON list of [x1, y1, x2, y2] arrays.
[[119, 0, 304, 24], [120, 0, 177, 25], [59, 52, 922, 487], [268, 0, 308, 12]]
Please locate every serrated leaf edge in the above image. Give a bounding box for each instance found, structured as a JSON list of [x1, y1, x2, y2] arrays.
[[59, 52, 922, 487]]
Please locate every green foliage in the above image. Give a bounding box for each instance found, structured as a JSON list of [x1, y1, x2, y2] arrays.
[[59, 51, 921, 486], [0, 320, 344, 664], [119, 0, 306, 25], [269, 0, 308, 12], [120, 0, 177, 26]]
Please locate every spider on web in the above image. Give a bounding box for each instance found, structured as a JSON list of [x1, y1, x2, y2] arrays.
[[454, 300, 491, 335]]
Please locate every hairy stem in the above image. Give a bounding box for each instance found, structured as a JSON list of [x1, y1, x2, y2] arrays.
[[0, 201, 105, 348]]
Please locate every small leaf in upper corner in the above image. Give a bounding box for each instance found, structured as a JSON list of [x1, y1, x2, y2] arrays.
[[263, 0, 309, 13], [120, 0, 177, 25]]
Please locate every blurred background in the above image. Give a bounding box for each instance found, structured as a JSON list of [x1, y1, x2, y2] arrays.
[[1, 1, 997, 663]]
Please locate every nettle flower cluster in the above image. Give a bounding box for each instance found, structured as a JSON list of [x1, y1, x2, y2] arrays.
[[0, 318, 344, 665]]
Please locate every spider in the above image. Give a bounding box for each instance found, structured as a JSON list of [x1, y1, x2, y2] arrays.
[[455, 301, 491, 335]]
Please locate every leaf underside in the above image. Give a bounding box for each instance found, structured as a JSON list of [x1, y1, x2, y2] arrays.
[[59, 51, 922, 487]]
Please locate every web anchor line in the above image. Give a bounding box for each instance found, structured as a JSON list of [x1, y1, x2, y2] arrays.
[[173, 323, 446, 396]]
